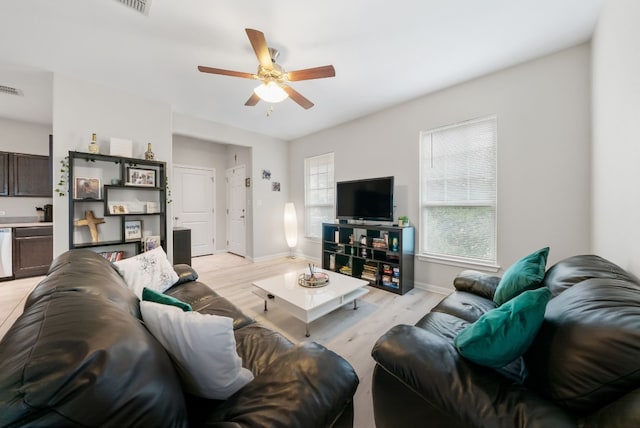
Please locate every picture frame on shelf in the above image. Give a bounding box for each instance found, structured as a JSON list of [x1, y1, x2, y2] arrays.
[[146, 201, 159, 213], [126, 167, 156, 187], [142, 235, 161, 252], [74, 177, 101, 199], [124, 220, 142, 241], [109, 204, 129, 215]]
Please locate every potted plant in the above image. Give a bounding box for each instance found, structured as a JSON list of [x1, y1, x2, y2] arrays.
[[398, 216, 409, 227]]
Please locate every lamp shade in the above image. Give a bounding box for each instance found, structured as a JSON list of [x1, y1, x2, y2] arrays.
[[254, 82, 288, 103], [284, 202, 298, 249]]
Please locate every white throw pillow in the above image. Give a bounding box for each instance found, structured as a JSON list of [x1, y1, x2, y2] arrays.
[[140, 301, 254, 399], [113, 247, 179, 299]]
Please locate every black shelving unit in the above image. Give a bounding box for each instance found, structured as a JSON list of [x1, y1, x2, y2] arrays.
[[67, 151, 166, 256], [321, 222, 414, 295]]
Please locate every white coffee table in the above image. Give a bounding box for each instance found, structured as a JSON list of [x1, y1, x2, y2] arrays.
[[252, 269, 369, 337]]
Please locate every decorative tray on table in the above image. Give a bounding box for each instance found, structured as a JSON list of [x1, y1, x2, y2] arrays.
[[298, 272, 330, 288]]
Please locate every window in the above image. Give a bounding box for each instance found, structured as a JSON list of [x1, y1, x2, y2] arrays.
[[419, 116, 497, 265], [304, 153, 335, 239]]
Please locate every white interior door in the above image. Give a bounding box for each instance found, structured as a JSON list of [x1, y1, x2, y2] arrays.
[[173, 165, 215, 257], [226, 165, 246, 257]]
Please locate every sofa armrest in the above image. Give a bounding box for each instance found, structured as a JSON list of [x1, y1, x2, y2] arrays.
[[192, 342, 358, 428], [453, 269, 501, 299], [371, 325, 576, 428], [173, 264, 199, 285]]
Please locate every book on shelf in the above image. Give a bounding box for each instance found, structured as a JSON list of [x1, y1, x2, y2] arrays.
[[361, 262, 378, 282], [99, 251, 124, 263], [372, 238, 387, 249]]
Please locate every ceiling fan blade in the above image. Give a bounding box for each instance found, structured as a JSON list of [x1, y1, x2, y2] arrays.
[[197, 66, 255, 79], [245, 92, 260, 106], [245, 28, 273, 70], [282, 85, 314, 109], [287, 65, 336, 81]]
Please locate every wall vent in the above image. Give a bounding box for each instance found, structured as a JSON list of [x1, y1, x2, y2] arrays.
[[115, 0, 152, 16], [0, 85, 24, 96]]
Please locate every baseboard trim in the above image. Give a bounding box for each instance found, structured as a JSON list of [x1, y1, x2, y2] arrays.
[[413, 281, 452, 296]]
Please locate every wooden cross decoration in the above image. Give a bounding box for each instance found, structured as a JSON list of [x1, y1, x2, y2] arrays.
[[74, 210, 105, 243]]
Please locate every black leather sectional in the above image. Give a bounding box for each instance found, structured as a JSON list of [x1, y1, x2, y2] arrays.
[[0, 249, 358, 427], [371, 254, 640, 428]]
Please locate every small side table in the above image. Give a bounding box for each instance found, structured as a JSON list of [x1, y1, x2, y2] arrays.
[[173, 227, 191, 265]]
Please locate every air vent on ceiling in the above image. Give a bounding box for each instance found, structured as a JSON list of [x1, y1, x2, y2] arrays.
[[0, 85, 24, 96], [115, 0, 152, 16]]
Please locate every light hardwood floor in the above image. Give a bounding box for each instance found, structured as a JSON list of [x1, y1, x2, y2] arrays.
[[0, 253, 447, 428]]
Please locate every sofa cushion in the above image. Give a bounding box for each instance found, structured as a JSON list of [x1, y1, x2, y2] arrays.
[[542, 254, 640, 297], [140, 301, 254, 400], [453, 270, 501, 300], [165, 280, 254, 330], [494, 247, 549, 305], [143, 287, 192, 311], [233, 324, 296, 376], [525, 278, 640, 414], [455, 287, 552, 368], [113, 247, 179, 298], [25, 249, 141, 318], [0, 292, 188, 427], [431, 290, 497, 323]]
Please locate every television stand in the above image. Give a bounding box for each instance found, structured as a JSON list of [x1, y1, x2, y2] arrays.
[[321, 222, 414, 295]]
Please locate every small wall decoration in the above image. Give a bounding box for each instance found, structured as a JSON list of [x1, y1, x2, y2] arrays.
[[74, 177, 101, 199], [126, 167, 156, 187], [272, 182, 281, 192], [262, 169, 271, 180], [245, 177, 251, 187], [124, 220, 142, 241]]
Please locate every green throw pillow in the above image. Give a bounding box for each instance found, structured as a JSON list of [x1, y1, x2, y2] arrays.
[[454, 287, 552, 368], [142, 287, 192, 312], [494, 247, 549, 305]]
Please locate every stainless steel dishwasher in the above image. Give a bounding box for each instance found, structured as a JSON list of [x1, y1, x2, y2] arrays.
[[0, 227, 12, 279]]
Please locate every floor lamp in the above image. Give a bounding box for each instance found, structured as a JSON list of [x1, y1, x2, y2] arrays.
[[284, 202, 298, 258]]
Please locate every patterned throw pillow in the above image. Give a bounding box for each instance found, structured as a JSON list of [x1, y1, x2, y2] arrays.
[[113, 247, 179, 299]]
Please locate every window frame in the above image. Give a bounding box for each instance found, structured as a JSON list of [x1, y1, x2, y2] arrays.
[[304, 152, 335, 240], [418, 115, 498, 268]]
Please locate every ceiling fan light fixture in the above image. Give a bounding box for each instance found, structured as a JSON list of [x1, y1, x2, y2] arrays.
[[254, 81, 288, 103]]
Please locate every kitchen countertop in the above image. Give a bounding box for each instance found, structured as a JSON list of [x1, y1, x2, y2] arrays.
[[0, 222, 53, 228]]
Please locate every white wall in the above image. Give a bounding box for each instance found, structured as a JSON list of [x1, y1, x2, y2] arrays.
[[172, 134, 229, 253], [290, 43, 592, 290], [172, 113, 289, 261], [0, 117, 53, 218], [592, 0, 640, 275], [52, 74, 173, 258]]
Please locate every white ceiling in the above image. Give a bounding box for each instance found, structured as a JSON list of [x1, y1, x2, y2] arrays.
[[0, 0, 603, 141]]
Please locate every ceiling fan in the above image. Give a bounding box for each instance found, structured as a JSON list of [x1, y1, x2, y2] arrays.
[[198, 28, 335, 109]]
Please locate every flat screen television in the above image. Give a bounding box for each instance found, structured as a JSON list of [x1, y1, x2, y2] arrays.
[[336, 176, 394, 222]]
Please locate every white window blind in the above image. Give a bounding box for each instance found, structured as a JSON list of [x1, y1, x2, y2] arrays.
[[419, 116, 497, 264], [304, 153, 334, 239]]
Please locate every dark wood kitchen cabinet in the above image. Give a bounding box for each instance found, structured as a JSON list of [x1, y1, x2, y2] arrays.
[[0, 152, 8, 196], [13, 226, 53, 278], [0, 152, 51, 197], [12, 153, 51, 196]]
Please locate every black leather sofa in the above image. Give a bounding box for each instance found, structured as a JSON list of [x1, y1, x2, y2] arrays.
[[371, 254, 640, 428], [0, 249, 358, 427]]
